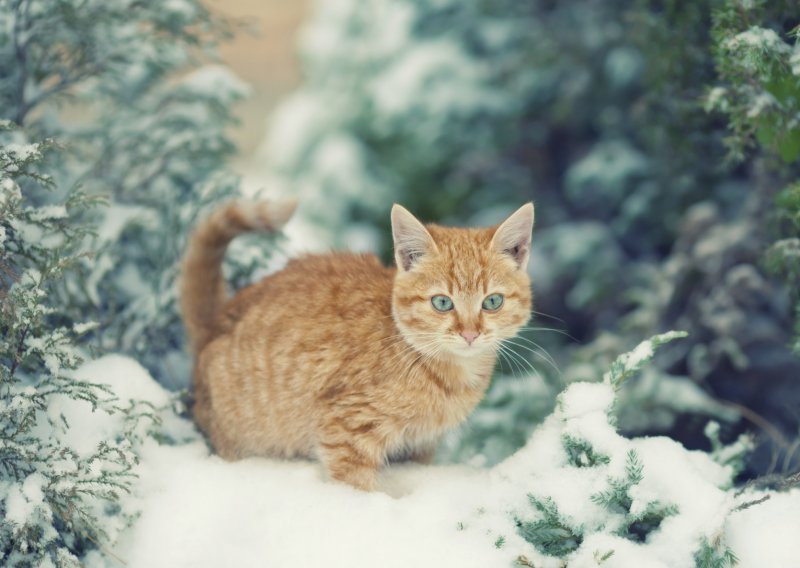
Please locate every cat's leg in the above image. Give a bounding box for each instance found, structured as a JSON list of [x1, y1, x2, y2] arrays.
[[317, 430, 384, 491]]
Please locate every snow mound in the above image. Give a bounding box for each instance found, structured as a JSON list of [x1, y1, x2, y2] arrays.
[[68, 355, 800, 568], [726, 490, 800, 568]]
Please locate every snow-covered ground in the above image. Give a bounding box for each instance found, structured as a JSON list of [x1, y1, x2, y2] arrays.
[[65, 355, 800, 568]]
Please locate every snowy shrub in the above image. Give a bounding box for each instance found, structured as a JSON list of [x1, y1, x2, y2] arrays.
[[0, 126, 144, 566], [0, 0, 262, 387], [462, 332, 765, 567], [707, 0, 800, 162]]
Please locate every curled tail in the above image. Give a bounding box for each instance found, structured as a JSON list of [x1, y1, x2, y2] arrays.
[[180, 198, 297, 354]]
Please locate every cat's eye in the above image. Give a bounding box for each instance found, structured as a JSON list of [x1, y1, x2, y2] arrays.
[[431, 295, 454, 312], [482, 293, 504, 311]]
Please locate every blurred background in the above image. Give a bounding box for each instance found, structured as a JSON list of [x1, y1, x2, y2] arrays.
[[2, 0, 799, 481], [210, 0, 306, 161]]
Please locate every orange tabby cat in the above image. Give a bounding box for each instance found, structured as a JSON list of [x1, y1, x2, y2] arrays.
[[180, 200, 534, 491]]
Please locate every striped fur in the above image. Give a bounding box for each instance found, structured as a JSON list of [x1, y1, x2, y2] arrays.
[[181, 201, 534, 491]]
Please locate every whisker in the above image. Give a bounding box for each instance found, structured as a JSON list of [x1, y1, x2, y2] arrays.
[[503, 342, 559, 378], [517, 326, 578, 342], [507, 335, 561, 370], [382, 338, 438, 370], [496, 344, 523, 377], [495, 347, 521, 378], [501, 338, 561, 376], [529, 309, 566, 324], [497, 343, 541, 380]]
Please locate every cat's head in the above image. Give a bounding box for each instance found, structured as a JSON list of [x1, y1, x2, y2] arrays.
[[391, 203, 533, 360]]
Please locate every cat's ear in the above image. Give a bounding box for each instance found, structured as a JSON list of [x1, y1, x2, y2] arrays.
[[491, 202, 534, 269], [391, 204, 437, 271]]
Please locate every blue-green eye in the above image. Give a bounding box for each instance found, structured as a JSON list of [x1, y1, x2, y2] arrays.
[[431, 295, 454, 312], [482, 293, 504, 311]]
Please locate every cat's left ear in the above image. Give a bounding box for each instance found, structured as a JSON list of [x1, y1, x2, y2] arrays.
[[391, 204, 437, 271], [491, 202, 535, 269]]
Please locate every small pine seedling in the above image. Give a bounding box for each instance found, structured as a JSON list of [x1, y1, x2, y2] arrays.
[[694, 536, 739, 568], [563, 435, 611, 468], [515, 495, 583, 556]]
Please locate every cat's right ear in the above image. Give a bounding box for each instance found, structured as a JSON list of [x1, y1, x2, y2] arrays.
[[391, 204, 437, 271], [491, 202, 534, 269]]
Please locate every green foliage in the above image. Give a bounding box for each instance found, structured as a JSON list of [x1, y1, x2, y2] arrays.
[[506, 335, 691, 562], [767, 181, 800, 353], [708, 0, 800, 162], [588, 449, 679, 542], [0, 126, 140, 566], [594, 549, 615, 564], [0, 0, 257, 387], [625, 502, 679, 543], [694, 536, 739, 568], [706, 0, 800, 370], [515, 496, 583, 557], [438, 374, 558, 467], [516, 429, 680, 558], [603, 331, 688, 390], [704, 421, 754, 481], [563, 434, 610, 468], [591, 450, 644, 514]]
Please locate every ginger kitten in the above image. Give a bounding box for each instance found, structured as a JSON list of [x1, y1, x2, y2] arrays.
[[180, 200, 534, 491]]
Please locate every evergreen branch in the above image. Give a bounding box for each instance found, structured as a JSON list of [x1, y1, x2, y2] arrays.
[[515, 495, 583, 556], [603, 331, 688, 390]]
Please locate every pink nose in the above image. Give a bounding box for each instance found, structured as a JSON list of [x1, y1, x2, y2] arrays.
[[460, 331, 480, 345]]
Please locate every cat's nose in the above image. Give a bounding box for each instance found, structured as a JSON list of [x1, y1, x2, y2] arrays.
[[460, 330, 480, 345]]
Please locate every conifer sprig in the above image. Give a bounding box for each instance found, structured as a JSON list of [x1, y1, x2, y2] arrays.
[[603, 331, 688, 390]]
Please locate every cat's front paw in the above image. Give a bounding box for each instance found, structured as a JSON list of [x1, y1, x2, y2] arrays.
[[331, 464, 378, 492], [319, 441, 380, 492]]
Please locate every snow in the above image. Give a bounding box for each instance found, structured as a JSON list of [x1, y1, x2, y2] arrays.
[[725, 27, 790, 54], [723, 26, 792, 72], [110, 445, 503, 568], [261, 92, 329, 171], [705, 86, 728, 112], [162, 0, 197, 20], [560, 381, 615, 418], [626, 341, 654, 368], [746, 92, 776, 118], [565, 140, 648, 206], [300, 0, 416, 65], [179, 65, 250, 103], [28, 205, 68, 221], [4, 473, 46, 527], [369, 39, 504, 120], [43, 355, 181, 458], [0, 177, 21, 205], [726, 490, 800, 567], [3, 142, 40, 161], [59, 355, 800, 568], [95, 203, 157, 244], [73, 321, 100, 335]]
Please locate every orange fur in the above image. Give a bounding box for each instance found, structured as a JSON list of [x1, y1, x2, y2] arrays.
[[181, 200, 534, 491]]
